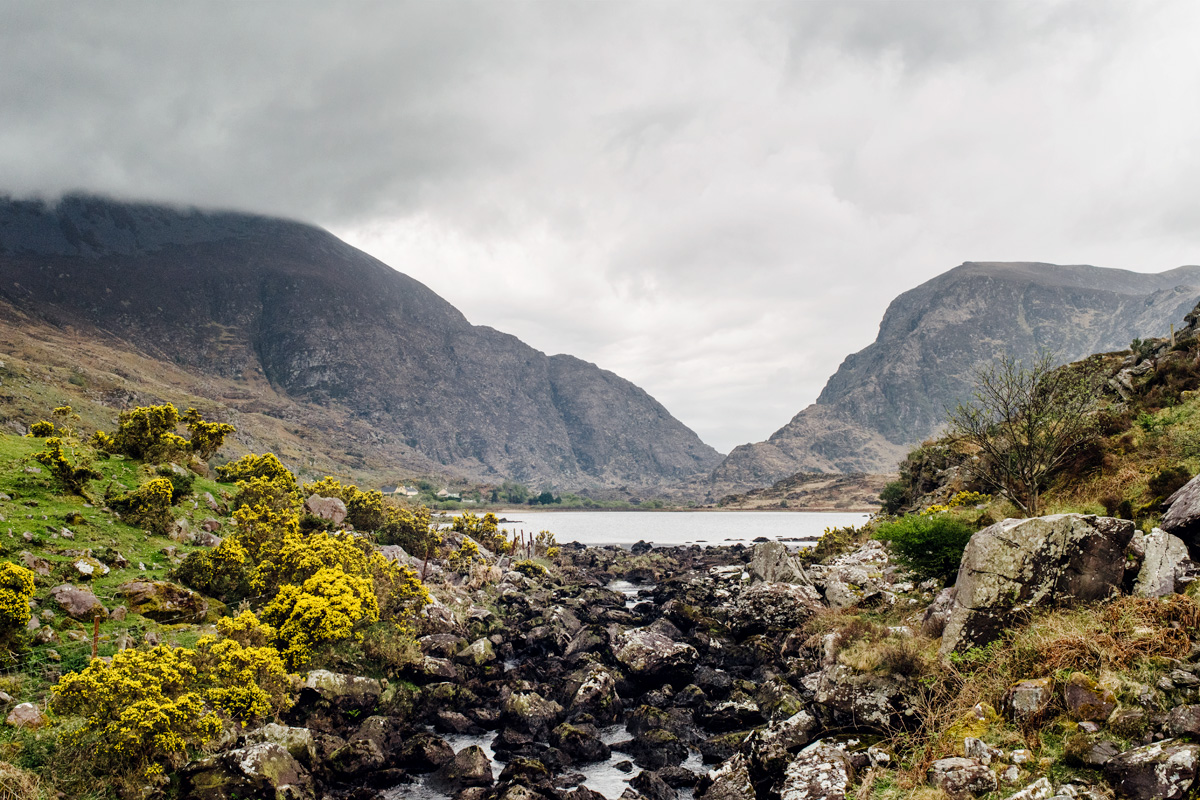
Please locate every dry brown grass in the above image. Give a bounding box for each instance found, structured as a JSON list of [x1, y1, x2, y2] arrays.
[[0, 762, 38, 800]]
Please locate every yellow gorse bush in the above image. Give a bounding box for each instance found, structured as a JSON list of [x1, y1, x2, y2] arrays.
[[107, 477, 175, 534], [261, 565, 379, 670], [250, 528, 381, 595], [453, 511, 512, 554], [32, 437, 100, 495], [216, 453, 297, 491], [921, 490, 993, 516], [0, 562, 36, 652]]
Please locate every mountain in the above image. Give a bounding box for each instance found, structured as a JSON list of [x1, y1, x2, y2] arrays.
[[0, 195, 721, 489], [712, 261, 1200, 488]]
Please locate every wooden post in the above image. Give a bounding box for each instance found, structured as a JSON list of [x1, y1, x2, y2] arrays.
[[92, 616, 100, 660], [421, 541, 431, 581]]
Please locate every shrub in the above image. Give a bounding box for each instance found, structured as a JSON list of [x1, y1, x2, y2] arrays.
[[873, 515, 976, 581], [27, 421, 55, 438], [230, 504, 299, 563], [446, 538, 482, 575], [453, 512, 511, 554], [51, 645, 221, 778], [31, 438, 100, 495], [155, 465, 195, 504], [377, 504, 440, 554], [0, 562, 35, 659], [260, 566, 380, 670], [216, 453, 296, 490], [191, 634, 293, 722], [172, 538, 251, 603], [797, 525, 865, 566], [879, 480, 908, 515], [513, 559, 549, 579], [231, 475, 299, 513], [107, 477, 175, 535], [250, 529, 382, 596], [181, 408, 236, 461], [535, 529, 559, 558], [1149, 465, 1191, 501], [92, 404, 189, 463]]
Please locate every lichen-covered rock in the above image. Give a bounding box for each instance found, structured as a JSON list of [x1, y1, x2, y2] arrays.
[[439, 744, 494, 788], [629, 769, 676, 800], [748, 541, 808, 584], [50, 584, 107, 621], [1134, 529, 1196, 596], [1165, 705, 1200, 737], [550, 722, 611, 763], [927, 756, 997, 800], [614, 627, 698, 683], [70, 556, 108, 579], [328, 737, 386, 778], [565, 664, 621, 722], [5, 703, 45, 729], [182, 741, 314, 800], [697, 753, 753, 800], [779, 740, 853, 800], [940, 514, 1135, 656], [813, 664, 920, 732], [625, 728, 688, 770], [300, 669, 382, 712], [396, 731, 455, 773], [722, 582, 824, 636], [1064, 672, 1116, 721], [743, 710, 818, 778], [455, 637, 497, 667], [502, 692, 563, 737], [1003, 678, 1054, 721], [1103, 739, 1200, 800], [1006, 777, 1054, 800], [119, 579, 208, 623]]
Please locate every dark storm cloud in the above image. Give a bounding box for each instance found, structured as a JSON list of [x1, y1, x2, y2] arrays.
[[2, 2, 1199, 451]]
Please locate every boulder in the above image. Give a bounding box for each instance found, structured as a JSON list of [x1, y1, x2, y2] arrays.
[[396, 731, 455, 773], [940, 515, 1135, 656], [722, 582, 824, 637], [566, 664, 621, 722], [182, 741, 314, 800], [245, 724, 317, 768], [119, 579, 208, 623], [502, 692, 563, 737], [748, 541, 808, 584], [1003, 678, 1054, 721], [813, 664, 920, 732], [551, 723, 611, 763], [1134, 529, 1196, 596], [697, 753, 754, 800], [328, 737, 386, 778], [18, 551, 50, 577], [927, 757, 998, 800], [1163, 474, 1200, 553], [614, 627, 698, 684], [50, 584, 107, 621], [5, 703, 45, 729], [1103, 740, 1200, 800], [439, 745, 494, 788], [1006, 777, 1054, 800], [921, 588, 956, 638], [629, 770, 676, 800], [1063, 673, 1116, 721], [455, 637, 497, 667], [625, 728, 688, 770], [1165, 705, 1200, 737], [70, 556, 109, 579], [300, 670, 382, 712], [779, 740, 853, 800], [304, 494, 347, 526], [743, 710, 818, 778]]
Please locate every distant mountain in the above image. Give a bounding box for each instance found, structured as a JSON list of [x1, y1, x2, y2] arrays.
[[0, 195, 721, 489], [713, 262, 1200, 487]]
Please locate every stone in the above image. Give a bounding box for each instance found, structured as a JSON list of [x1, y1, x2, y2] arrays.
[[1134, 529, 1195, 596], [201, 517, 222, 532], [629, 770, 676, 800], [723, 582, 824, 636], [566, 664, 621, 722], [1007, 778, 1054, 800], [1163, 475, 1200, 553], [502, 692, 563, 737], [779, 740, 853, 800], [697, 753, 753, 800], [301, 670, 382, 712], [119, 579, 208, 623], [5, 703, 45, 729], [1064, 673, 1116, 721], [1103, 740, 1200, 800], [813, 664, 921, 732], [329, 737, 386, 778], [181, 741, 313, 800], [245, 723, 317, 768], [963, 737, 1002, 766], [614, 627, 698, 683], [921, 587, 956, 638], [625, 729, 688, 770], [551, 723, 611, 764], [1164, 705, 1200, 737], [18, 551, 51, 577], [927, 757, 998, 800], [440, 745, 494, 788], [396, 731, 455, 773], [110, 605, 127, 622], [743, 710, 819, 777], [304, 494, 347, 525], [455, 637, 497, 667], [1003, 678, 1054, 721], [941, 515, 1135, 656], [748, 540, 809, 584], [50, 584, 107, 621], [71, 557, 109, 579]]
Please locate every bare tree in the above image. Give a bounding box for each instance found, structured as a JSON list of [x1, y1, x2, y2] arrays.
[[948, 352, 1102, 517]]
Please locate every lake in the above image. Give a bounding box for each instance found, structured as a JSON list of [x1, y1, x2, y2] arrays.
[[475, 509, 872, 547]]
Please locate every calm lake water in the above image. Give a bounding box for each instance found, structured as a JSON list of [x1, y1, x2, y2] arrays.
[[480, 510, 872, 547]]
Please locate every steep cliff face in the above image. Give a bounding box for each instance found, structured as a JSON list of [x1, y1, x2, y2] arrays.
[[713, 262, 1200, 487], [0, 195, 720, 488]]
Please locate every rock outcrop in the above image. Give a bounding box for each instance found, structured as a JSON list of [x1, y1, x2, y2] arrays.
[[940, 514, 1136, 656]]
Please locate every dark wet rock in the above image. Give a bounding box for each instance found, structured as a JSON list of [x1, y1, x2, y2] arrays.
[[629, 770, 676, 800], [699, 731, 749, 764], [1103, 739, 1200, 800], [438, 745, 494, 789], [697, 691, 763, 732], [502, 692, 563, 737], [927, 757, 998, 800], [421, 633, 468, 658], [921, 587, 956, 638], [347, 716, 408, 762], [434, 710, 478, 735], [940, 514, 1135, 656], [396, 732, 455, 773], [657, 766, 700, 788], [779, 740, 854, 800], [673, 684, 707, 709], [564, 663, 621, 722], [622, 728, 688, 770], [743, 710, 818, 778], [329, 737, 386, 778], [551, 722, 611, 764]]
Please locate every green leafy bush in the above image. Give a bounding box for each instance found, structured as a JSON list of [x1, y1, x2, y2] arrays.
[[32, 438, 100, 495], [155, 465, 195, 504], [181, 407, 236, 460], [91, 404, 188, 463], [872, 515, 976, 581], [107, 477, 175, 535]]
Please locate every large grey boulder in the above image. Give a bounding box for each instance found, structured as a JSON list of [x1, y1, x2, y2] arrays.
[[50, 584, 107, 621], [1134, 529, 1197, 596], [812, 664, 920, 732], [748, 541, 809, 584], [1163, 474, 1200, 553], [181, 741, 314, 800], [614, 627, 698, 683], [722, 582, 824, 637], [304, 494, 347, 525], [940, 514, 1136, 656], [697, 753, 754, 800]]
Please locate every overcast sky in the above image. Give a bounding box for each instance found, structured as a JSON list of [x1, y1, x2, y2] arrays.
[[4, 2, 1200, 452]]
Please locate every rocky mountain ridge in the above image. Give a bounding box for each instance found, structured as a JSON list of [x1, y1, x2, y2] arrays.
[[0, 195, 721, 489], [712, 261, 1200, 488]]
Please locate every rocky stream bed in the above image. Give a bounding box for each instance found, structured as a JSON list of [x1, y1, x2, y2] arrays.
[[177, 515, 1200, 800]]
